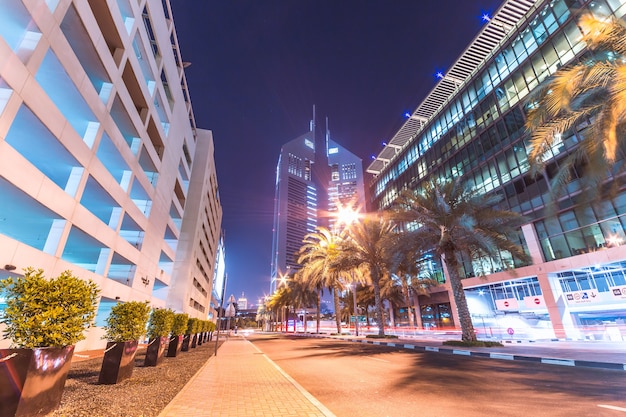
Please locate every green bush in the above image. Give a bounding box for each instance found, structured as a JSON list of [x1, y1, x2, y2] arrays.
[[146, 308, 174, 339], [207, 321, 216, 332], [0, 267, 100, 348], [103, 301, 150, 342], [171, 313, 189, 336], [185, 317, 199, 335]]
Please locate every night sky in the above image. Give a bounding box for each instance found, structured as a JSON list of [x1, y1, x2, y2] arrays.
[[170, 0, 505, 307]]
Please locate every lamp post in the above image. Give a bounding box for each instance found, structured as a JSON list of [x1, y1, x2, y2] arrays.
[[352, 282, 359, 337], [225, 294, 236, 334], [335, 203, 361, 336]]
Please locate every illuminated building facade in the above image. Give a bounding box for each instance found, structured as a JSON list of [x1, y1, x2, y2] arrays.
[[369, 0, 626, 340], [0, 0, 222, 350], [270, 111, 365, 294]]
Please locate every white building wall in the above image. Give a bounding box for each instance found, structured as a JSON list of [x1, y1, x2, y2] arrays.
[[0, 0, 220, 350]]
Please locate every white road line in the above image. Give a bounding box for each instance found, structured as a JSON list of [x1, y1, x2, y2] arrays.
[[598, 404, 626, 412], [367, 356, 390, 363]]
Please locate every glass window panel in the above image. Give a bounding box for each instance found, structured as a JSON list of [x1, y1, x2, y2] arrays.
[[593, 201, 617, 222], [551, 0, 571, 24], [559, 210, 579, 231], [593, 273, 609, 292], [589, 0, 613, 17], [522, 27, 538, 54], [532, 53, 549, 83], [523, 62, 539, 91], [564, 21, 585, 54], [542, 6, 558, 35], [565, 230, 586, 254], [530, 17, 548, 44], [544, 216, 563, 235], [547, 234, 570, 259], [574, 205, 597, 227], [614, 190, 626, 215]]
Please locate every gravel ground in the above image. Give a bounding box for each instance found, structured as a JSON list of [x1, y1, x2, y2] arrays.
[[50, 339, 223, 417]]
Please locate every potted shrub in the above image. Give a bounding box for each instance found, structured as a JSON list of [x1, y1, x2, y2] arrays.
[[166, 313, 189, 357], [181, 317, 198, 351], [0, 267, 99, 417], [189, 318, 200, 348], [203, 320, 210, 343], [207, 321, 216, 341], [197, 320, 205, 346], [144, 308, 174, 366], [98, 301, 150, 384]]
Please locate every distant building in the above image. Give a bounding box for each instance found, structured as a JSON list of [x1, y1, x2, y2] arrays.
[[237, 292, 248, 310], [368, 0, 626, 340], [0, 0, 221, 350], [270, 108, 366, 294]]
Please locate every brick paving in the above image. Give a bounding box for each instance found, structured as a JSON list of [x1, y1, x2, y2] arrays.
[[157, 336, 335, 417]]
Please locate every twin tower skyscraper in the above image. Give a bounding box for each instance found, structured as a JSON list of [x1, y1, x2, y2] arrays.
[[270, 107, 366, 293]]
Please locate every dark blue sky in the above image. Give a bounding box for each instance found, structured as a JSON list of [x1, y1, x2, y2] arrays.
[[170, 0, 504, 306]]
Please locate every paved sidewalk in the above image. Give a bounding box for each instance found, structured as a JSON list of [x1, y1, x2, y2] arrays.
[[158, 336, 335, 417]]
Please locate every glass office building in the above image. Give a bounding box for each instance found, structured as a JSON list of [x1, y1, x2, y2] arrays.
[[271, 112, 365, 294], [0, 0, 222, 350], [368, 0, 626, 340]]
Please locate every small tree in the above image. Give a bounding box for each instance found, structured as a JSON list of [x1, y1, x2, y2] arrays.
[[146, 308, 175, 339], [171, 313, 189, 336], [0, 267, 99, 348], [103, 301, 150, 342]]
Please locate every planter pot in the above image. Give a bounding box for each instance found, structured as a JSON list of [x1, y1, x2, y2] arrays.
[[197, 333, 203, 346], [166, 335, 183, 357], [98, 341, 138, 385], [0, 346, 74, 417], [181, 335, 190, 352], [190, 334, 197, 348], [144, 336, 168, 366]]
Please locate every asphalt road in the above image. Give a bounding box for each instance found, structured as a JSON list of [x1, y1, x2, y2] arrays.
[[248, 334, 626, 417]]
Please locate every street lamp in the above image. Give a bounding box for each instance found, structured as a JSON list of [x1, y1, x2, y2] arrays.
[[334, 202, 362, 336]]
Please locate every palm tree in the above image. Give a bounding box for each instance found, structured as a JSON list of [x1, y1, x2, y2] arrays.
[[388, 236, 434, 328], [392, 177, 529, 342], [525, 14, 626, 194], [297, 227, 353, 334], [338, 214, 397, 337], [288, 276, 317, 333], [266, 286, 291, 332]]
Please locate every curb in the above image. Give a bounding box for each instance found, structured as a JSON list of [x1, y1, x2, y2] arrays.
[[297, 334, 626, 371]]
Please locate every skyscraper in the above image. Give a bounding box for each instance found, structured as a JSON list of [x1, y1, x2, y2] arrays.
[[0, 0, 222, 350], [270, 109, 365, 294]]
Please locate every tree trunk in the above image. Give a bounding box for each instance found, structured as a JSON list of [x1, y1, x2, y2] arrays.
[[444, 249, 477, 342], [403, 278, 415, 328], [333, 286, 342, 334], [316, 290, 321, 334], [371, 276, 386, 337]]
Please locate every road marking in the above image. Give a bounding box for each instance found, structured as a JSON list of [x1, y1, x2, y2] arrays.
[[367, 356, 390, 363], [598, 404, 626, 412]]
